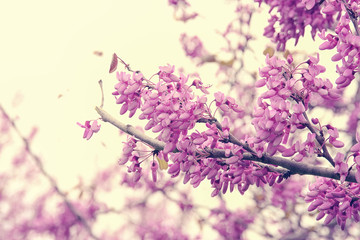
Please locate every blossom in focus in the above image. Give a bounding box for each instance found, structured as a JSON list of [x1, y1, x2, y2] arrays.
[[77, 120, 101, 140]]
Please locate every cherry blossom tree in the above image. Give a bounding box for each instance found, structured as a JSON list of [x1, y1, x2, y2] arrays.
[[3, 0, 360, 239]]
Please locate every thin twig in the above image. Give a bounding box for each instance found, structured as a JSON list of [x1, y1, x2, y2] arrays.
[[302, 111, 335, 167], [0, 105, 100, 240], [98, 80, 104, 108], [95, 106, 165, 151]]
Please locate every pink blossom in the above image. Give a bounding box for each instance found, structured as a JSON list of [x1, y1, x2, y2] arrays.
[[256, 0, 337, 50], [77, 120, 101, 140]]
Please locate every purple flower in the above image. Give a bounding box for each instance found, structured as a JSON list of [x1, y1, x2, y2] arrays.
[[256, 0, 336, 50], [77, 120, 101, 140], [305, 178, 360, 229]]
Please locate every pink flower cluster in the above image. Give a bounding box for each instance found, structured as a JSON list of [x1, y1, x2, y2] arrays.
[[167, 128, 281, 197], [255, 0, 337, 51], [118, 136, 144, 184], [306, 178, 360, 230], [118, 65, 209, 155], [111, 65, 209, 183], [112, 71, 144, 118], [253, 55, 302, 157], [318, 1, 360, 89], [253, 52, 360, 229], [110, 64, 287, 197], [252, 53, 339, 157]]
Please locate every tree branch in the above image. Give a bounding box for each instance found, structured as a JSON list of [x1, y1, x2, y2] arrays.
[[197, 117, 257, 155], [96, 107, 358, 183], [95, 106, 165, 151]]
